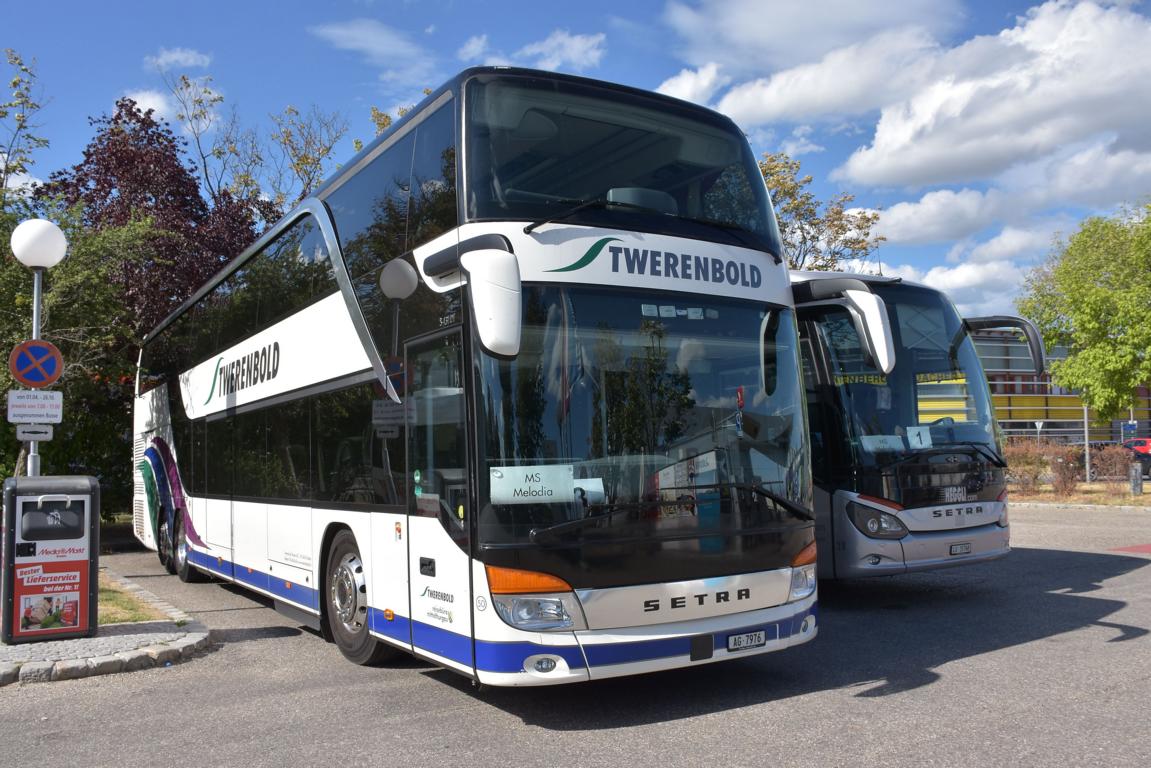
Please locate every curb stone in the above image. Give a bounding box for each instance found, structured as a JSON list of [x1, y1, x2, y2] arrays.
[[0, 567, 217, 688]]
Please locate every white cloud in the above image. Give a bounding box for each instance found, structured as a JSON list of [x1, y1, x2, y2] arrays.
[[780, 125, 824, 157], [884, 260, 1026, 316], [514, 30, 606, 72], [873, 136, 1151, 245], [144, 47, 211, 72], [663, 0, 961, 74], [717, 27, 940, 124], [837, 1, 1151, 187], [309, 19, 437, 89], [874, 188, 1007, 245], [458, 34, 489, 62], [1, 153, 41, 193], [656, 63, 730, 104], [123, 89, 176, 121], [961, 224, 1059, 264]]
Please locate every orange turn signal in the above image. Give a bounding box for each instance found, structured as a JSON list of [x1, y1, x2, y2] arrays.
[[791, 540, 817, 567], [485, 565, 572, 594]]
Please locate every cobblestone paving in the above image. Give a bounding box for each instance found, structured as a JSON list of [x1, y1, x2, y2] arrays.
[[0, 567, 215, 686]]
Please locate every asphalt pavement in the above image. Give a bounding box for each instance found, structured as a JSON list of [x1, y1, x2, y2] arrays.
[[1, 502, 1149, 768]]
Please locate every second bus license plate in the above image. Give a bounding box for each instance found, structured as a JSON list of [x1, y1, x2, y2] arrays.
[[950, 542, 973, 555], [727, 630, 767, 652]]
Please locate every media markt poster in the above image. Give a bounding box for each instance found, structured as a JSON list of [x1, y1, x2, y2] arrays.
[[11, 559, 89, 639]]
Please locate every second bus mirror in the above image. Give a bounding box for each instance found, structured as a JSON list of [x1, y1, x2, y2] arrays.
[[460, 249, 522, 357], [843, 289, 896, 375]]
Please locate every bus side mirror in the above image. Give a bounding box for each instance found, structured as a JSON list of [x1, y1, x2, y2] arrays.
[[460, 249, 522, 357], [843, 289, 896, 375], [965, 315, 1046, 375]]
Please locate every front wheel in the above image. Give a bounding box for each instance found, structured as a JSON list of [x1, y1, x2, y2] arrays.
[[325, 530, 396, 666]]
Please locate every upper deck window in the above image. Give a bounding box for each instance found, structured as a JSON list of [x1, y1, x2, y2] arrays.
[[464, 74, 781, 256]]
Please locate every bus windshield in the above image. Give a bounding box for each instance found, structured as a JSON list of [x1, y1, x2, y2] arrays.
[[475, 286, 808, 581], [464, 73, 782, 256], [815, 283, 1000, 469]]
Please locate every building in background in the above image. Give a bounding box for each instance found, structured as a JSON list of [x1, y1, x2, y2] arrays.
[[973, 329, 1150, 443]]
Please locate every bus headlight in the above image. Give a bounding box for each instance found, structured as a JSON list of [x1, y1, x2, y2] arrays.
[[789, 564, 817, 602], [847, 502, 908, 540], [491, 593, 587, 631]]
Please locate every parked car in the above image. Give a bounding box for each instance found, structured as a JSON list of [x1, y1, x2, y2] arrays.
[[1121, 437, 1151, 454], [1124, 445, 1151, 478]]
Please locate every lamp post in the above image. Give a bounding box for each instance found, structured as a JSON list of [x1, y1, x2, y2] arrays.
[[9, 218, 68, 476]]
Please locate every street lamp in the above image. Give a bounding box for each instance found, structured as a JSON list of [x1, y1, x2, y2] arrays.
[[10, 218, 68, 476]]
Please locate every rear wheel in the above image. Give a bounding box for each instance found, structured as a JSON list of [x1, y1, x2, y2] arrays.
[[326, 530, 396, 665], [174, 513, 206, 583], [158, 518, 176, 575]]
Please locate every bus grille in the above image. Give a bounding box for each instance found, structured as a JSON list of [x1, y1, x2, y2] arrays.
[[132, 436, 146, 541]]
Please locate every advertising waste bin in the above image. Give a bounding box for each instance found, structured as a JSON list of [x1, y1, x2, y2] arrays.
[[2, 476, 100, 644]]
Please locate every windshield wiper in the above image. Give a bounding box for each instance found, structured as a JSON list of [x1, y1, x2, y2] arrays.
[[523, 197, 670, 234], [934, 440, 1007, 468], [747, 484, 815, 521], [874, 442, 1006, 470], [529, 505, 623, 544]]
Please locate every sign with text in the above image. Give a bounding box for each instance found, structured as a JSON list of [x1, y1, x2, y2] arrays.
[[7, 390, 63, 424]]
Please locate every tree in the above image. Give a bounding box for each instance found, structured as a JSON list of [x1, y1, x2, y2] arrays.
[[758, 152, 884, 271], [164, 72, 346, 227], [0, 49, 49, 213], [37, 98, 257, 334], [1017, 205, 1151, 420]]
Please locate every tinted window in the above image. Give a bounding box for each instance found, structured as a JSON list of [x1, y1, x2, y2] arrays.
[[328, 132, 415, 279], [313, 384, 406, 506], [205, 418, 233, 496], [266, 399, 311, 500], [409, 104, 458, 245]]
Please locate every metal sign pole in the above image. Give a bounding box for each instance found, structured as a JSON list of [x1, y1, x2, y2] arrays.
[[27, 267, 43, 478]]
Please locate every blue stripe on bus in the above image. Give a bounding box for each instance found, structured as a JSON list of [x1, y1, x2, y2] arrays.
[[412, 619, 473, 665], [233, 564, 269, 592], [266, 572, 318, 608], [186, 548, 318, 611], [474, 639, 587, 673], [368, 607, 412, 644]]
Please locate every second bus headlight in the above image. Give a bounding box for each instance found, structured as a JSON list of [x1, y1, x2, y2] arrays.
[[847, 502, 908, 539], [491, 593, 587, 632]]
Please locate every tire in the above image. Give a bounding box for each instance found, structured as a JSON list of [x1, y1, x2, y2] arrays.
[[158, 518, 177, 575], [174, 512, 206, 583], [325, 530, 396, 666]]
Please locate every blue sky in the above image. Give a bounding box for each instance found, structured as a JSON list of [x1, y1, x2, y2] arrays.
[[7, 0, 1151, 315]]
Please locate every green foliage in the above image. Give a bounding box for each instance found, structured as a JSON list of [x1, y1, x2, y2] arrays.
[[1018, 205, 1151, 419], [758, 152, 884, 271], [0, 49, 49, 211]]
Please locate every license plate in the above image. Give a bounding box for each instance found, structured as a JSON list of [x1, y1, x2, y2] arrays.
[[727, 630, 767, 652], [950, 542, 973, 555]]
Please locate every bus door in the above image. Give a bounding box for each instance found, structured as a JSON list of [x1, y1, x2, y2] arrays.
[[405, 329, 474, 672]]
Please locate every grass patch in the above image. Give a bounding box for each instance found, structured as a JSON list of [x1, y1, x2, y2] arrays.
[[98, 573, 168, 625], [1010, 482, 1151, 506]]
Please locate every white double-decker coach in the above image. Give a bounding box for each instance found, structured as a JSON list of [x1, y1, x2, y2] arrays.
[[133, 67, 817, 686]]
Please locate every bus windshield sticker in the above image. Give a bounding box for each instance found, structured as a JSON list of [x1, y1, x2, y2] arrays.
[[906, 426, 933, 449], [860, 435, 905, 453], [490, 465, 575, 505], [659, 305, 677, 318], [641, 304, 658, 317], [687, 308, 703, 320]]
